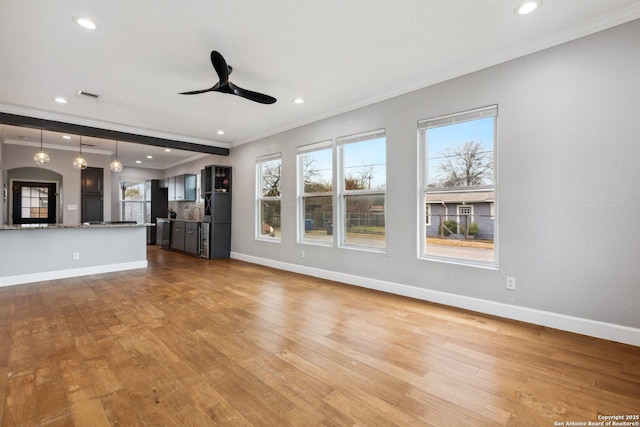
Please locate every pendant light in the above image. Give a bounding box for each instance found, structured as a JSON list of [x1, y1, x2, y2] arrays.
[[73, 136, 88, 169], [110, 140, 123, 172], [33, 129, 50, 165]]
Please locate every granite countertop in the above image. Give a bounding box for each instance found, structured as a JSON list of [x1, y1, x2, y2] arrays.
[[158, 217, 204, 223], [0, 223, 153, 231]]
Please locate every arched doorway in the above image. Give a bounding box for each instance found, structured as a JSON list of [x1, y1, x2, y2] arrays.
[[7, 167, 62, 225]]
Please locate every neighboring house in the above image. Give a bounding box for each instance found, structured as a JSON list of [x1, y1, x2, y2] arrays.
[[425, 186, 494, 240]]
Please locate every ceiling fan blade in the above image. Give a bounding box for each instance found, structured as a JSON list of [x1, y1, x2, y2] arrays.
[[210, 51, 229, 85], [229, 82, 277, 104], [179, 88, 213, 95], [179, 83, 220, 95]]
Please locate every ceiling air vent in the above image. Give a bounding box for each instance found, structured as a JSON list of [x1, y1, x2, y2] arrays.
[[76, 90, 100, 99]]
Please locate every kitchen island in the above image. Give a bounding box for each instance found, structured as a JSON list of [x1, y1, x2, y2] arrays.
[[0, 223, 151, 287]]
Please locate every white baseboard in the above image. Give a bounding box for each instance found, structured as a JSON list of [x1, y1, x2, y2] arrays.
[[231, 252, 640, 347], [0, 261, 148, 287]]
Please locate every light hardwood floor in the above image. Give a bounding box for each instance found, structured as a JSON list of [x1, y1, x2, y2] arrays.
[[1, 246, 638, 426]]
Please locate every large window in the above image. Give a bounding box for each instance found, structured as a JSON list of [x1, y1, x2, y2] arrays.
[[338, 129, 386, 250], [298, 141, 333, 244], [120, 178, 145, 223], [419, 106, 497, 266], [257, 154, 282, 241]]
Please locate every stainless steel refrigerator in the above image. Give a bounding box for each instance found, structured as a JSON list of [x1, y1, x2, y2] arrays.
[[145, 179, 169, 244]]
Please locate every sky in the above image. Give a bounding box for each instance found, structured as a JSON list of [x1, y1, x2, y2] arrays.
[[426, 117, 494, 185], [301, 117, 493, 191], [303, 136, 387, 190]]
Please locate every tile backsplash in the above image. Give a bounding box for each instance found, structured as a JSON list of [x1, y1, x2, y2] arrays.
[[169, 201, 204, 220]]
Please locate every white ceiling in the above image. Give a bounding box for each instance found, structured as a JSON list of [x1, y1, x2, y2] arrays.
[[1, 0, 640, 165]]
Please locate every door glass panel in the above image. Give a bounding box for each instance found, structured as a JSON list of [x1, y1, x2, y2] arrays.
[[20, 186, 49, 219]]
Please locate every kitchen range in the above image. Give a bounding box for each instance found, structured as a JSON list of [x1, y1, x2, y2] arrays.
[[156, 165, 231, 259]]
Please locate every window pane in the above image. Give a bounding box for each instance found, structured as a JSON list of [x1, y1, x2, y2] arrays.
[[426, 117, 494, 188], [423, 112, 495, 264], [121, 181, 145, 200], [20, 186, 50, 219], [344, 194, 385, 248], [302, 195, 333, 243], [343, 137, 386, 190], [302, 148, 332, 193], [122, 201, 145, 223], [260, 200, 281, 239], [261, 159, 281, 197]]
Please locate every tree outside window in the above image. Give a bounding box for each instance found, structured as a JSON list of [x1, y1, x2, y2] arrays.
[[257, 156, 282, 240]]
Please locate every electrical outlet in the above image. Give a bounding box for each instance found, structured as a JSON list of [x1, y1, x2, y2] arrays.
[[506, 276, 516, 290], [301, 250, 305, 258], [72, 252, 80, 261]]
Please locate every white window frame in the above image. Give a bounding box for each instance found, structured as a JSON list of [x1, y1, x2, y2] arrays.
[[120, 177, 146, 223], [297, 140, 334, 246], [256, 153, 282, 242], [337, 129, 386, 251], [418, 105, 497, 267]]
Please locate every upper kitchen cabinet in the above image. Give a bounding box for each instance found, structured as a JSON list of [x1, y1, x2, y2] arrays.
[[82, 167, 103, 195], [164, 174, 197, 201]]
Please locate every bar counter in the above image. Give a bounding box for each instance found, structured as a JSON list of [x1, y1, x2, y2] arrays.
[[0, 223, 152, 287]]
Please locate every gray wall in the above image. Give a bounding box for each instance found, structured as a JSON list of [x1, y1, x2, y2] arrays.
[[229, 19, 640, 330], [1, 143, 113, 224]]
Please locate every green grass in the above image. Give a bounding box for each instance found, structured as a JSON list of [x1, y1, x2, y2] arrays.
[[345, 226, 385, 235]]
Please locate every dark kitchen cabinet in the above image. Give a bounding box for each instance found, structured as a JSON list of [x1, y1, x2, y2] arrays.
[[171, 220, 185, 252], [210, 223, 231, 259], [184, 222, 200, 255], [82, 195, 103, 223], [81, 167, 103, 223], [202, 165, 232, 258], [82, 167, 103, 194]]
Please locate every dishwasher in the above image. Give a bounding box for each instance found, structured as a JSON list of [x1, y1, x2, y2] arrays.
[[156, 219, 172, 249]]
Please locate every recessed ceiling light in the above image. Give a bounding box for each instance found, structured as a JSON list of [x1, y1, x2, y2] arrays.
[[164, 148, 171, 152], [62, 135, 71, 139], [147, 155, 153, 159], [293, 97, 305, 104], [73, 16, 97, 30], [136, 160, 142, 164], [515, 0, 541, 15], [54, 97, 68, 104], [217, 130, 225, 135]]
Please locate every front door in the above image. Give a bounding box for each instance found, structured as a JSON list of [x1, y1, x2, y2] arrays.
[[12, 181, 57, 224]]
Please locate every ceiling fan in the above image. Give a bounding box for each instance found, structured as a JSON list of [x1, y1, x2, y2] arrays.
[[179, 51, 277, 104]]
